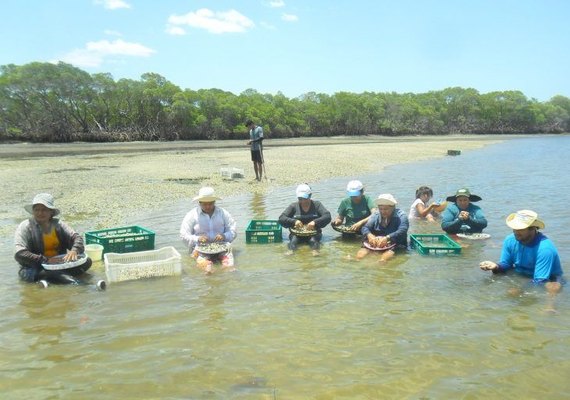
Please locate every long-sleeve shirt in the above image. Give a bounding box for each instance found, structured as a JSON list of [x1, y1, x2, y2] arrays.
[[497, 232, 563, 283], [14, 218, 84, 268], [278, 200, 331, 232], [361, 208, 409, 247], [180, 206, 237, 250], [441, 203, 487, 234]]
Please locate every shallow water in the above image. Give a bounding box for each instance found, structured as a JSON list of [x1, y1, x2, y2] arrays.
[[1, 136, 569, 399]]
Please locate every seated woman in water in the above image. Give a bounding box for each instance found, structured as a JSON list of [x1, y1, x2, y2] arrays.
[[14, 193, 93, 287], [357, 194, 409, 262], [441, 188, 487, 235], [279, 184, 331, 256], [408, 186, 445, 222], [331, 180, 376, 234]]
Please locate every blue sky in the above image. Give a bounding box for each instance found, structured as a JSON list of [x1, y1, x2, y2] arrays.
[[1, 0, 569, 101]]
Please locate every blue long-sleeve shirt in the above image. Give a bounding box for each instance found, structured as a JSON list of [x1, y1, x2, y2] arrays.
[[497, 232, 563, 283], [361, 208, 409, 247], [441, 203, 487, 234]]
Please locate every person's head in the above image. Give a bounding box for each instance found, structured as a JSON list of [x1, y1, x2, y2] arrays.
[[506, 209, 545, 244], [346, 180, 364, 203], [296, 183, 312, 205], [375, 193, 397, 219], [415, 186, 433, 201], [245, 120, 255, 129], [25, 193, 60, 223], [446, 188, 482, 210], [193, 187, 221, 215]]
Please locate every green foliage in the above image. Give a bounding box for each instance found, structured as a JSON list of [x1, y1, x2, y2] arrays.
[[0, 62, 568, 142]]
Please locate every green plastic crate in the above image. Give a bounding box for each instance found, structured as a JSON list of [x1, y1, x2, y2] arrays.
[[246, 220, 283, 244], [410, 234, 461, 255], [85, 225, 155, 254]]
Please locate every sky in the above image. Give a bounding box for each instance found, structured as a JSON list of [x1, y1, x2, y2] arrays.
[[1, 0, 569, 101]]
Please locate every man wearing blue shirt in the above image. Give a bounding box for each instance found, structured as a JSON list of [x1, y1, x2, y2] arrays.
[[246, 120, 264, 181], [480, 210, 563, 295]]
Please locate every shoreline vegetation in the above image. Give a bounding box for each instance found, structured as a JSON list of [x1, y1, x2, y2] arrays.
[[0, 135, 513, 237]]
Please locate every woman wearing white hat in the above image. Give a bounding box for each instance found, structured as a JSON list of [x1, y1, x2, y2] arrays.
[[480, 210, 563, 296], [332, 180, 377, 234], [278, 184, 331, 255], [180, 187, 237, 273], [357, 194, 409, 262], [14, 193, 93, 287]]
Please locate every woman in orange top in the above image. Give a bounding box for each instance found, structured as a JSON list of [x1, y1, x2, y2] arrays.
[[14, 193, 93, 286]]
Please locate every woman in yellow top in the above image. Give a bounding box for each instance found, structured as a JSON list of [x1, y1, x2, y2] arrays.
[[14, 193, 96, 287]]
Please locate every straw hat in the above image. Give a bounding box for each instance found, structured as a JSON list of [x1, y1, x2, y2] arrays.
[[193, 187, 222, 202], [375, 193, 397, 206], [346, 180, 364, 196], [506, 210, 545, 230], [446, 188, 482, 203], [24, 193, 60, 216]]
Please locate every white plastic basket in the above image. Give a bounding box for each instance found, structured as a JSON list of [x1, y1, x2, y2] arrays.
[[104, 246, 181, 283], [220, 167, 244, 179]]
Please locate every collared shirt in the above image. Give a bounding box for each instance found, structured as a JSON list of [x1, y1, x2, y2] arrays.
[[180, 206, 237, 250]]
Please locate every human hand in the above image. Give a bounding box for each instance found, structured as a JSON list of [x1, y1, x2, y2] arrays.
[[459, 211, 470, 220], [63, 250, 78, 262], [332, 217, 342, 227], [479, 261, 498, 271], [348, 222, 361, 232], [294, 220, 303, 228], [306, 221, 316, 230], [198, 235, 208, 244], [214, 234, 225, 242]]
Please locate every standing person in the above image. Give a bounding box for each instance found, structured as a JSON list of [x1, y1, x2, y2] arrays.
[[441, 188, 487, 234], [14, 193, 95, 288], [245, 120, 264, 181], [332, 180, 376, 234], [180, 187, 237, 273], [357, 194, 409, 262], [409, 186, 442, 222], [279, 184, 331, 256], [480, 210, 563, 295]]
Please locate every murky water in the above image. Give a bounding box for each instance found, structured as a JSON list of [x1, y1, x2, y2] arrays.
[[1, 136, 569, 399]]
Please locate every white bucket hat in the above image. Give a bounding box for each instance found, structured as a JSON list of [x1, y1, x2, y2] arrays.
[[346, 180, 364, 196], [296, 184, 312, 199], [193, 187, 222, 202], [506, 210, 545, 230], [375, 193, 397, 206], [24, 193, 60, 216]]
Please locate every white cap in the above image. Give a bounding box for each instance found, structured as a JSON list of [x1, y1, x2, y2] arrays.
[[296, 184, 312, 199], [346, 180, 364, 196], [375, 193, 397, 206]]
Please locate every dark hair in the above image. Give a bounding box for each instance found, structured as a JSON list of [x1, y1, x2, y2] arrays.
[[415, 186, 433, 199], [245, 120, 254, 127]]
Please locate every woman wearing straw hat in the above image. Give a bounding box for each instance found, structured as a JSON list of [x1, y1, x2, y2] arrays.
[[180, 187, 237, 273], [480, 210, 563, 296], [357, 194, 409, 262], [14, 193, 94, 287], [441, 188, 487, 235]]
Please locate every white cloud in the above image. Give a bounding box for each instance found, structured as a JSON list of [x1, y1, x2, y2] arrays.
[[281, 13, 299, 22], [167, 8, 254, 34], [165, 25, 186, 36], [59, 39, 155, 68], [104, 29, 122, 37], [269, 0, 285, 7], [94, 0, 131, 10]]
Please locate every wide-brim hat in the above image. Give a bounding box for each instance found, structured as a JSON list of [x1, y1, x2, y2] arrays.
[[24, 193, 60, 216], [375, 193, 397, 206], [506, 209, 545, 230], [193, 187, 222, 202], [446, 188, 482, 203]]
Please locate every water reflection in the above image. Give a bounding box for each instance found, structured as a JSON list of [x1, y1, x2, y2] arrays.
[[249, 192, 267, 220]]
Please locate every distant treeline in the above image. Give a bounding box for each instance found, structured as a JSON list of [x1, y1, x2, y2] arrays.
[[1, 62, 569, 142]]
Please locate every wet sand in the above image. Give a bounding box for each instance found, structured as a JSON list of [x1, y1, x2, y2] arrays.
[[0, 135, 505, 234]]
